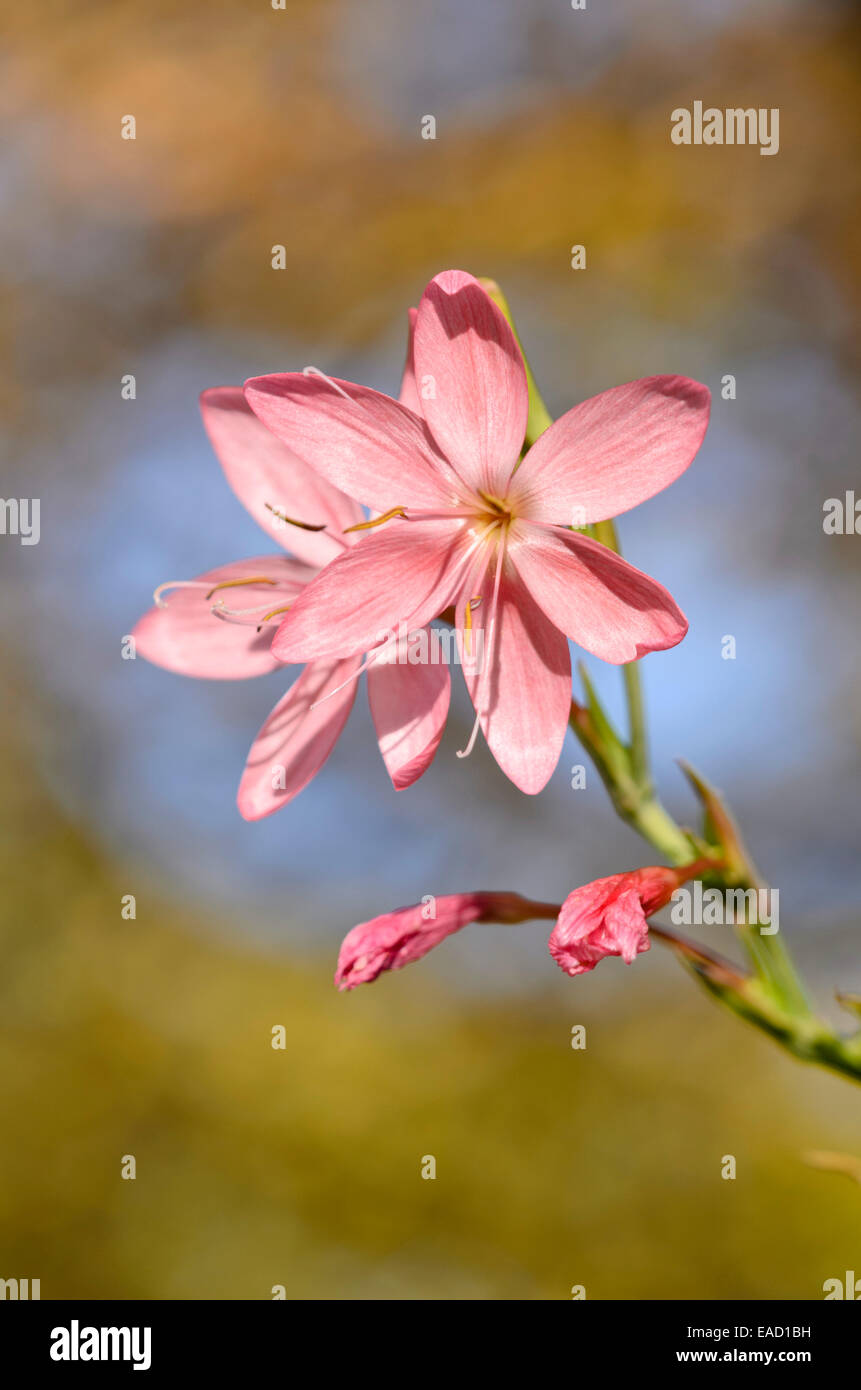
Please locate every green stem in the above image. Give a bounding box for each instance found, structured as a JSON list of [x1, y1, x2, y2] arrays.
[[623, 662, 649, 789], [480, 275, 861, 1085], [736, 901, 812, 1019], [591, 518, 651, 791], [629, 796, 693, 866], [586, 520, 813, 1019], [567, 701, 694, 864], [567, 694, 861, 1080]]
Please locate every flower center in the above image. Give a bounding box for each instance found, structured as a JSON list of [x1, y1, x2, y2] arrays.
[[475, 489, 513, 523]]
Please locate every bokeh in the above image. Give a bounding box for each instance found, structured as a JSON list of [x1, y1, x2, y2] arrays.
[[1, 0, 860, 1299]]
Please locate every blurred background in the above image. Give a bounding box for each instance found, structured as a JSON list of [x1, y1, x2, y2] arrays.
[[1, 0, 860, 1299]]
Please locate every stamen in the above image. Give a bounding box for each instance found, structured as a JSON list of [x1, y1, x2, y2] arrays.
[[303, 365, 352, 401], [264, 502, 327, 532], [310, 521, 500, 712], [435, 518, 504, 611], [457, 530, 507, 760], [400, 509, 480, 522], [210, 606, 269, 627], [463, 595, 482, 662], [343, 506, 407, 534], [256, 604, 292, 631], [475, 489, 511, 518], [214, 600, 281, 616], [309, 642, 393, 709], [210, 599, 287, 627], [153, 580, 211, 609], [204, 575, 277, 600]]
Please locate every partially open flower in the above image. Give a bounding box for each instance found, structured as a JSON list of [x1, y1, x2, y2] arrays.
[[548, 861, 711, 977], [336, 891, 558, 991]]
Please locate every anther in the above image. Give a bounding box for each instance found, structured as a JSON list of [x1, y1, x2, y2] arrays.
[[256, 605, 292, 631], [204, 575, 277, 600], [464, 595, 482, 661], [343, 506, 407, 534], [265, 503, 326, 532]]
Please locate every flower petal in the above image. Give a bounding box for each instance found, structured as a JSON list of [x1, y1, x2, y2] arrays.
[[455, 556, 571, 794], [397, 307, 421, 414], [133, 556, 310, 679], [366, 629, 450, 789], [509, 376, 710, 525], [271, 519, 470, 663], [549, 878, 650, 977], [604, 888, 652, 965], [413, 269, 528, 496], [243, 373, 460, 513], [511, 523, 687, 664], [237, 656, 362, 820], [201, 387, 362, 566]]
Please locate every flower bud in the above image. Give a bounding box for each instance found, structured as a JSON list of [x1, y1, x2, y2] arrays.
[[549, 861, 711, 977], [336, 891, 558, 990]]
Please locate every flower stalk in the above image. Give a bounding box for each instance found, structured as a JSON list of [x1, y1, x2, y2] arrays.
[[568, 667, 861, 1082], [568, 646, 861, 1083], [485, 283, 861, 1086]]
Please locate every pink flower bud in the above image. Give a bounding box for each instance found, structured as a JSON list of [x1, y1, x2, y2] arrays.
[[336, 891, 558, 991], [548, 862, 709, 977]]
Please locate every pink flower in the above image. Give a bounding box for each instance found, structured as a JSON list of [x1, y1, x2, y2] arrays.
[[244, 270, 710, 794], [134, 363, 450, 817], [336, 891, 559, 990], [548, 861, 711, 977]]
